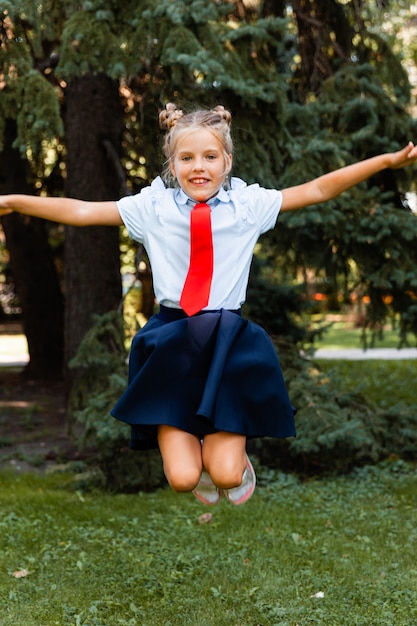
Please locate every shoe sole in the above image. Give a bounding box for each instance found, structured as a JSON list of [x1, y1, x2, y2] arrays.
[[193, 471, 222, 505], [224, 456, 256, 505], [192, 488, 222, 506]]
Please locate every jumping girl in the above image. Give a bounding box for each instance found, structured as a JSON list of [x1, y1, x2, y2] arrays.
[[1, 103, 416, 505]]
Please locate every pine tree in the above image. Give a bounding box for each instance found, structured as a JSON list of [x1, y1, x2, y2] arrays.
[[1, 0, 417, 482]]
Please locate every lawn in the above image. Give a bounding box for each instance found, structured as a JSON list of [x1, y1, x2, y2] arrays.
[[1, 461, 417, 626], [312, 318, 416, 350], [1, 327, 417, 625]]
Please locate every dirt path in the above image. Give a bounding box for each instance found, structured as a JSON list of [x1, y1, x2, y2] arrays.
[[0, 366, 82, 474]]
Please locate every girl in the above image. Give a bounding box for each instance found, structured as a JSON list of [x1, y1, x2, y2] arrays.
[[1, 103, 416, 506]]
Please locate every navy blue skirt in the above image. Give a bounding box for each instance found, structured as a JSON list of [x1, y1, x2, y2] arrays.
[[111, 306, 296, 450]]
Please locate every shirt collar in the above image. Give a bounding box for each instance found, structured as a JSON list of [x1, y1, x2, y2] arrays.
[[174, 185, 230, 208]]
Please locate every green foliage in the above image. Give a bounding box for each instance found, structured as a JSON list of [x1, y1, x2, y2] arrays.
[[318, 358, 417, 412], [67, 313, 417, 490], [246, 279, 309, 343], [358, 29, 411, 104], [2, 0, 417, 480], [254, 351, 417, 475], [0, 4, 64, 157], [0, 24, 30, 78], [261, 61, 417, 341], [2, 463, 417, 624], [57, 5, 128, 79], [68, 310, 165, 492], [13, 71, 64, 160], [68, 310, 127, 417], [129, 1, 289, 109]]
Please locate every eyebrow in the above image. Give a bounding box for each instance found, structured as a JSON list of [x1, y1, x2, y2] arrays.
[[177, 147, 221, 156]]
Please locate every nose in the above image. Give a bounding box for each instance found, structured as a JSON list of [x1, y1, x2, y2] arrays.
[[193, 157, 204, 171]]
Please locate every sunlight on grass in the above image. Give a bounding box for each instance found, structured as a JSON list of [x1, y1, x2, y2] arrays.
[[0, 400, 37, 409], [313, 320, 415, 350], [0, 333, 28, 356], [1, 465, 417, 625]]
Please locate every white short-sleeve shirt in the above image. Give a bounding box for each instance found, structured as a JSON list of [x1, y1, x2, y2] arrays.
[[117, 176, 282, 310]]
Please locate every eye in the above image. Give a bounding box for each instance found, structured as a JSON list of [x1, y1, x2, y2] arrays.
[[181, 155, 192, 161], [206, 154, 217, 160]]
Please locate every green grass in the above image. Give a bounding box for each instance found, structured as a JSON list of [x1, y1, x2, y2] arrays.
[[1, 464, 417, 626], [312, 320, 415, 350], [2, 328, 417, 625]]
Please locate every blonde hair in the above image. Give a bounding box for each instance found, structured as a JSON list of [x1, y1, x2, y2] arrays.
[[159, 103, 233, 185]]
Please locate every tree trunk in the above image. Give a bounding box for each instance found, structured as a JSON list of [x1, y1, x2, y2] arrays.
[[292, 0, 351, 99], [63, 73, 123, 371], [0, 120, 64, 379]]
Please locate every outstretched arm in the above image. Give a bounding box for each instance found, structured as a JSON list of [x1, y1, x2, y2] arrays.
[[281, 142, 417, 212], [0, 194, 123, 226]]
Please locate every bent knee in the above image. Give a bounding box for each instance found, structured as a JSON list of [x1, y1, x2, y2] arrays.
[[209, 465, 245, 490], [165, 467, 201, 493]]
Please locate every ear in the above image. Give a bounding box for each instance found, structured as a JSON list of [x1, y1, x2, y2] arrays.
[[169, 160, 176, 179], [225, 153, 233, 175]]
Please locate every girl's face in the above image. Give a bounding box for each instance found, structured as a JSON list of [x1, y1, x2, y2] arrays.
[[170, 129, 232, 202]]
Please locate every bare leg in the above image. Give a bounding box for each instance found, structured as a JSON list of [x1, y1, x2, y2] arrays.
[[202, 431, 247, 490], [157, 425, 202, 492]]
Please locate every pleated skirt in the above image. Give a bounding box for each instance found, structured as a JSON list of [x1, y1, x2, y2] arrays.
[[111, 306, 296, 450]]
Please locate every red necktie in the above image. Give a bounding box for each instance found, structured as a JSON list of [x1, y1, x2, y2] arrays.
[[180, 202, 214, 316]]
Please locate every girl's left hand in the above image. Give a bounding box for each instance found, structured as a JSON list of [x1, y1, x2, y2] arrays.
[[0, 198, 13, 216], [390, 141, 417, 169]]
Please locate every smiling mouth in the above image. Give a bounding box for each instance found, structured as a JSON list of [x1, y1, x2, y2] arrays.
[[190, 178, 209, 185]]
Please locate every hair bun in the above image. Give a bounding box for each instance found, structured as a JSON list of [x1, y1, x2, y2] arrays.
[[211, 105, 232, 127], [159, 103, 184, 130]]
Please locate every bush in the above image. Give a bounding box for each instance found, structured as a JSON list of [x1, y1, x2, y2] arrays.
[[68, 311, 417, 491], [68, 310, 165, 492], [251, 339, 417, 474]]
